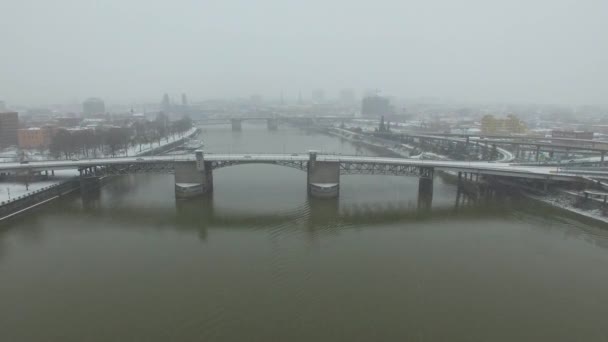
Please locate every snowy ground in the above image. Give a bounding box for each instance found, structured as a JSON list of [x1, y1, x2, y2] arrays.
[[528, 191, 608, 224], [123, 127, 198, 157], [330, 127, 608, 222], [0, 128, 198, 162], [331, 126, 513, 162], [0, 128, 198, 205], [0, 170, 79, 203], [330, 128, 449, 161]]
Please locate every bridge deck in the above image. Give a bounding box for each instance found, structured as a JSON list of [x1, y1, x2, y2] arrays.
[[0, 153, 599, 181]]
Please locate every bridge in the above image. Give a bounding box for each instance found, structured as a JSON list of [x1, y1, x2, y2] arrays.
[[1, 151, 604, 201], [196, 116, 356, 131], [194, 117, 280, 131]]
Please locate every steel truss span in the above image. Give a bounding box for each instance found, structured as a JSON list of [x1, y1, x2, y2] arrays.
[[2, 153, 602, 182], [340, 162, 432, 178], [81, 162, 176, 176], [87, 160, 437, 179], [210, 160, 308, 172]]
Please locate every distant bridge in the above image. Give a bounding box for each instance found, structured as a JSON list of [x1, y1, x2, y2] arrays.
[[196, 116, 356, 131]]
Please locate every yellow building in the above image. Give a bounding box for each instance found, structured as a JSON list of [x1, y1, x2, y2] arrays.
[[481, 115, 498, 134], [481, 114, 526, 134]]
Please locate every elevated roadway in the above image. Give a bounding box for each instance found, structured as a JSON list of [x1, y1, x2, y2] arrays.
[[0, 153, 603, 182], [372, 131, 608, 163]]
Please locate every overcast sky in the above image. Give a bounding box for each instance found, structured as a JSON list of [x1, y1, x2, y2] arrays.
[[1, 0, 607, 106]]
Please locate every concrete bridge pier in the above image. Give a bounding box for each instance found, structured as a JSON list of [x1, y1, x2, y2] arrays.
[[174, 150, 213, 198], [456, 171, 484, 200], [79, 167, 101, 195], [231, 119, 243, 131], [267, 118, 278, 130], [455, 186, 463, 209], [454, 185, 477, 208], [417, 167, 434, 209], [307, 151, 340, 198]]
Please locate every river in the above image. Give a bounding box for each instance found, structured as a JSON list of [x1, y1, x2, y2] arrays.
[[1, 123, 607, 341]]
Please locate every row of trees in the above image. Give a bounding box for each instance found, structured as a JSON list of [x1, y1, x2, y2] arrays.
[[49, 115, 193, 159], [131, 114, 193, 151], [50, 127, 131, 159]]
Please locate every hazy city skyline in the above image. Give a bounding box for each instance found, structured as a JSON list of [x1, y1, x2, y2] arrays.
[[2, 0, 607, 106]]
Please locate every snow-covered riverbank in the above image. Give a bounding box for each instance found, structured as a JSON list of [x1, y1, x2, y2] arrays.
[[0, 127, 199, 163], [526, 191, 608, 224], [327, 127, 608, 223], [0, 127, 199, 205]]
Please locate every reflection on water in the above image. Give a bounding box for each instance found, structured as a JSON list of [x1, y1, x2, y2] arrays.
[[0, 125, 607, 341]]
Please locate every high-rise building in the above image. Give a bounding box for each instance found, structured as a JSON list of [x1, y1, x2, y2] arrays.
[[312, 89, 325, 104], [82, 98, 105, 117], [0, 111, 19, 148], [364, 89, 379, 97], [250, 94, 263, 105], [181, 93, 188, 106], [0, 101, 6, 111], [161, 93, 171, 113], [361, 95, 391, 117], [339, 89, 355, 105]]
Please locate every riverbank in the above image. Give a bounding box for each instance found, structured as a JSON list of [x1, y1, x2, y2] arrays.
[[0, 127, 200, 221], [526, 191, 608, 224], [325, 126, 608, 224], [326, 127, 411, 158]]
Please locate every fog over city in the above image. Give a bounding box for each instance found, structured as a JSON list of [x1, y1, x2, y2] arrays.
[[5, 1, 608, 341], [2, 0, 607, 105]]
